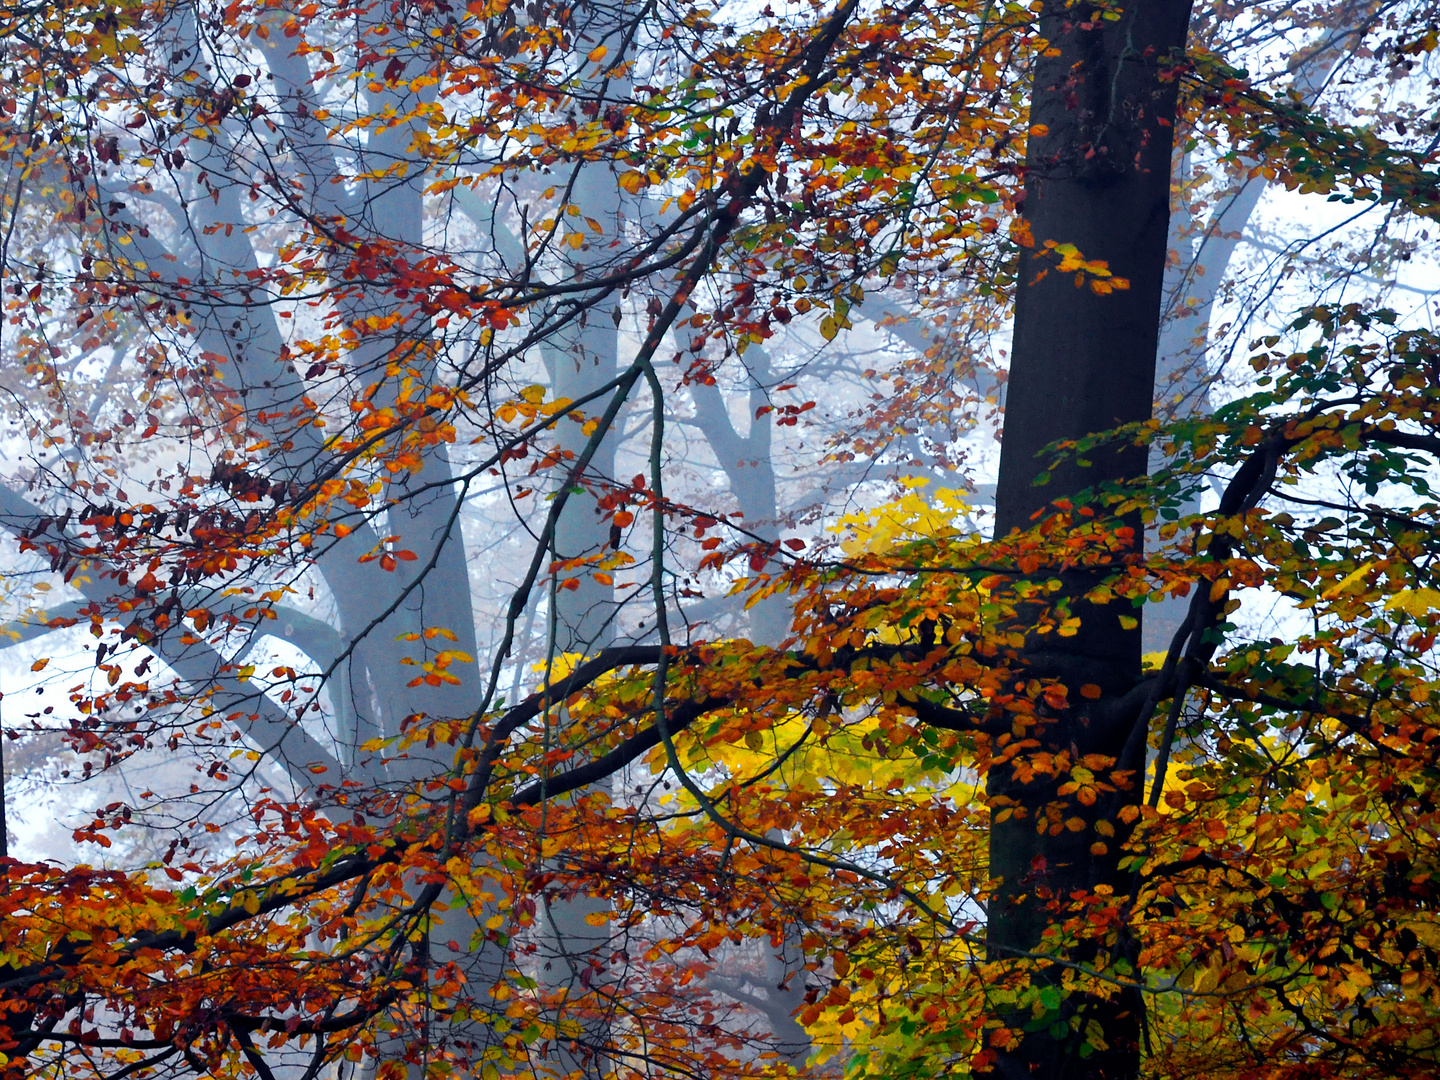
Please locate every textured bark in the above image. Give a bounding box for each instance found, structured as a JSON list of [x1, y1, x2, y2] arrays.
[[990, 0, 1194, 1076]]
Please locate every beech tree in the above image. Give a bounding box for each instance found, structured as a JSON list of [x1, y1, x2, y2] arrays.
[[2, 1, 1440, 1080]]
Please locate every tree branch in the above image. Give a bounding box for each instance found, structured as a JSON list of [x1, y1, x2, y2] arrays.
[[0, 485, 342, 782]]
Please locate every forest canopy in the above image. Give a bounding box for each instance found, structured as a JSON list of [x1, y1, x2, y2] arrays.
[[1, 0, 1440, 1078]]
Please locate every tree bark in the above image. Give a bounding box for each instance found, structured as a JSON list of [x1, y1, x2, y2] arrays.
[[990, 0, 1194, 1075]]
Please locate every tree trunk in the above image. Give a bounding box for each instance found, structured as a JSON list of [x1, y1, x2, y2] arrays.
[[990, 0, 1193, 1075]]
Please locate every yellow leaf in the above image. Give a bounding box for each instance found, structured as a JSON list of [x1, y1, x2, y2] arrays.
[[819, 315, 839, 341], [587, 44, 608, 63], [1323, 560, 1374, 599], [1384, 588, 1440, 616], [519, 384, 546, 404]]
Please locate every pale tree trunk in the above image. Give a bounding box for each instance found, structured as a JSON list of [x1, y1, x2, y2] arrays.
[[688, 346, 790, 649], [547, 153, 624, 657], [1143, 7, 1373, 653], [532, 10, 637, 1075], [688, 347, 810, 1062]]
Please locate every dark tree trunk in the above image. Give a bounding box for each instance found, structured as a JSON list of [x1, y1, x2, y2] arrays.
[[990, 0, 1193, 1076]]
